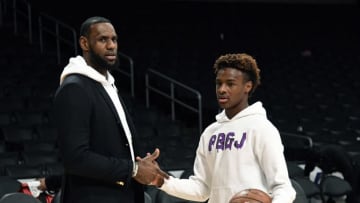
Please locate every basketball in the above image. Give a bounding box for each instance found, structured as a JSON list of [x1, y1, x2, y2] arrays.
[[229, 188, 272, 203]]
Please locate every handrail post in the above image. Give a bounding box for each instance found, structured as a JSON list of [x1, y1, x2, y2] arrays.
[[145, 68, 203, 135], [129, 57, 134, 97], [0, 0, 3, 26], [73, 29, 77, 55], [38, 16, 43, 53], [12, 0, 17, 35], [145, 74, 150, 108], [170, 82, 175, 120], [117, 52, 135, 97], [26, 2, 31, 43], [55, 23, 60, 65], [11, 0, 32, 43]]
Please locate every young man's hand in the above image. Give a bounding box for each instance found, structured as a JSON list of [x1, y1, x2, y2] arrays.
[[134, 148, 169, 187]]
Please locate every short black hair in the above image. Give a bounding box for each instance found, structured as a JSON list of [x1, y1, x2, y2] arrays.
[[79, 16, 111, 38]]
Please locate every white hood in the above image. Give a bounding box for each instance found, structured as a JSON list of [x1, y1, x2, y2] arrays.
[[59, 55, 135, 161], [215, 101, 266, 123], [60, 55, 114, 86]]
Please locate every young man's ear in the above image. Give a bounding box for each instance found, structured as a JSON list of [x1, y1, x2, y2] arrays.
[[245, 81, 253, 94]]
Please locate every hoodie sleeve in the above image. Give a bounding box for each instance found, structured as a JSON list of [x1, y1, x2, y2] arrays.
[[160, 132, 211, 202], [254, 122, 296, 203]]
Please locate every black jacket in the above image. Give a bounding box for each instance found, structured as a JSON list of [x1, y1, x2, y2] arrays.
[[53, 74, 144, 203]]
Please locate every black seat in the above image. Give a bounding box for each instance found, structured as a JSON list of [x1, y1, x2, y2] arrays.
[[0, 192, 42, 203], [0, 112, 15, 128], [0, 176, 22, 199], [287, 161, 306, 178], [45, 163, 64, 177], [320, 175, 352, 203], [145, 186, 159, 203], [0, 98, 26, 113], [287, 161, 321, 201], [4, 164, 45, 179], [13, 111, 48, 128], [0, 152, 21, 176], [281, 132, 313, 162], [23, 140, 57, 153], [0, 142, 5, 153], [35, 126, 58, 143], [293, 177, 321, 202], [144, 191, 152, 203], [2, 126, 35, 143], [180, 167, 194, 179], [21, 151, 60, 166], [2, 126, 36, 152], [26, 96, 53, 112], [51, 190, 61, 203], [291, 179, 308, 203]]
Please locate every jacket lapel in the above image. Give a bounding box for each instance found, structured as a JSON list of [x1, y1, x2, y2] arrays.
[[94, 83, 121, 123], [94, 82, 139, 152]]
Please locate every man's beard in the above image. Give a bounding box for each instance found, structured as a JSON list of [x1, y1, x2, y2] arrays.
[[88, 49, 119, 71]]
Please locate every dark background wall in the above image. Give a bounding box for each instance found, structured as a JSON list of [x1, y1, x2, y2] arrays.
[[24, 0, 360, 127]]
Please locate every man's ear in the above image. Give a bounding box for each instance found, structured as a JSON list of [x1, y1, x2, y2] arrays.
[[79, 36, 89, 51]]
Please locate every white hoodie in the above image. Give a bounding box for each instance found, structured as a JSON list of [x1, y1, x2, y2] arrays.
[[59, 56, 135, 162], [160, 101, 296, 203]]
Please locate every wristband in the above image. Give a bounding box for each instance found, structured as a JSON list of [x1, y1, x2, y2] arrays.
[[132, 162, 139, 177]]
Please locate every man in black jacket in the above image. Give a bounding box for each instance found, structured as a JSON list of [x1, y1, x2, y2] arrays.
[[52, 16, 168, 203]]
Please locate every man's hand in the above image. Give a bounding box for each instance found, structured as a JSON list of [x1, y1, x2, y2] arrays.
[[133, 148, 169, 187]]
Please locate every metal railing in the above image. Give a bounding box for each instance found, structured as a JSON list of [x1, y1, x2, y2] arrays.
[[116, 52, 135, 97], [0, 0, 5, 26], [145, 68, 203, 135], [13, 0, 32, 43], [0, 0, 35, 45], [38, 13, 77, 65], [281, 132, 313, 149], [3, 0, 135, 98]]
